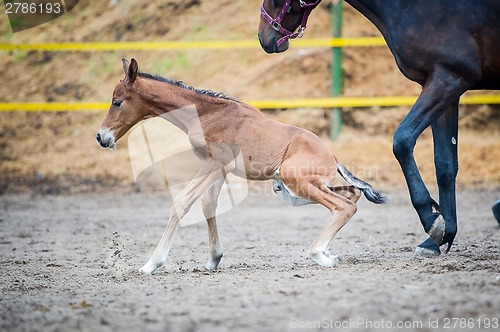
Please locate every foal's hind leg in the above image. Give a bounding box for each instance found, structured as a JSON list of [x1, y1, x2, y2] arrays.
[[307, 187, 359, 266], [282, 176, 358, 267], [201, 177, 225, 270], [328, 185, 361, 204]]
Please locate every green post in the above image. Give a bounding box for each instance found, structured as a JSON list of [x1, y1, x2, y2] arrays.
[[330, 0, 343, 140]]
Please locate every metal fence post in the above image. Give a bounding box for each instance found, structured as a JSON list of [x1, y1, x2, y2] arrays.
[[330, 0, 343, 140]]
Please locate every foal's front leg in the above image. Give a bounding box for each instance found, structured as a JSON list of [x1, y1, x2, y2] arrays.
[[139, 160, 225, 274], [201, 177, 225, 270]]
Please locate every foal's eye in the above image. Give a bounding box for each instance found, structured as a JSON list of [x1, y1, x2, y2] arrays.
[[112, 100, 123, 108]]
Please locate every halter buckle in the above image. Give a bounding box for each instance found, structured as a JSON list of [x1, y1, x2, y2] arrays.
[[297, 26, 305, 38], [271, 20, 282, 32], [299, 0, 307, 8]]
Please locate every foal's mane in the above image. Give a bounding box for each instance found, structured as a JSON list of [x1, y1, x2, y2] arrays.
[[138, 72, 236, 101]]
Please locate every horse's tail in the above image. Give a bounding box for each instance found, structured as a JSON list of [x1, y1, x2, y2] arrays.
[[336, 161, 388, 204]]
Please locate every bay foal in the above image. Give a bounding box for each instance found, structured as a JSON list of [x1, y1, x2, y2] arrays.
[[97, 58, 387, 274]]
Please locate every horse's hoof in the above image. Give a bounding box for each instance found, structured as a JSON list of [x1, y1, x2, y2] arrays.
[[427, 214, 445, 245], [492, 200, 500, 224], [413, 246, 441, 257]]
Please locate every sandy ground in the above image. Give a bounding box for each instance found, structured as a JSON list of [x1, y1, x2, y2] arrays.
[[1, 185, 499, 332]]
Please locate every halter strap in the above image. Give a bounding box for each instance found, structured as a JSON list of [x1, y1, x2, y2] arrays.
[[260, 0, 322, 47]]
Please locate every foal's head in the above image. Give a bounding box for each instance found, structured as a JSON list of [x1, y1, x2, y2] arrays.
[[96, 58, 149, 149]]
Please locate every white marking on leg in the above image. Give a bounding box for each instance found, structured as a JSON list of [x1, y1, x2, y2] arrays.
[[139, 221, 180, 274], [307, 247, 340, 267], [307, 193, 358, 268]]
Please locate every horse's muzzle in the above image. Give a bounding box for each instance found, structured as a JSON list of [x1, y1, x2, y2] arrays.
[[258, 33, 287, 54], [258, 33, 275, 54]]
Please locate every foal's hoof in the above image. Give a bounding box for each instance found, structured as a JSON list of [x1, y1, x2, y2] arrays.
[[206, 258, 222, 271], [427, 214, 445, 245], [139, 261, 162, 275], [308, 251, 340, 267]]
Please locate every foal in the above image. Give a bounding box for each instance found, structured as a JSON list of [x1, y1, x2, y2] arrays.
[[97, 58, 387, 274]]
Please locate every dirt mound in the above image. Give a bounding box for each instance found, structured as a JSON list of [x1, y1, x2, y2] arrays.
[[0, 0, 499, 194]]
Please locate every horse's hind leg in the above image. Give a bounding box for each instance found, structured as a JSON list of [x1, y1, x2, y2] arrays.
[[201, 177, 225, 270], [393, 67, 469, 250], [416, 102, 459, 256], [493, 200, 500, 224]]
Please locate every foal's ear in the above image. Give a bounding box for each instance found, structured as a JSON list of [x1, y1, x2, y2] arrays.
[[128, 58, 138, 83], [121, 58, 138, 83], [122, 58, 130, 76]]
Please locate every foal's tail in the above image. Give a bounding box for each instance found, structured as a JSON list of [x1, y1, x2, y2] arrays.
[[336, 161, 388, 204]]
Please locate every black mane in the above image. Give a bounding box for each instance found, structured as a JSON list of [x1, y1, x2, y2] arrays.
[[138, 72, 236, 101]]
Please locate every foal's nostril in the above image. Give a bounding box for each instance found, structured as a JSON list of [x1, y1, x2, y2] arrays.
[[96, 133, 102, 144]]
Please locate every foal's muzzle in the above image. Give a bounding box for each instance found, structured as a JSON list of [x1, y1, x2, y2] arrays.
[[96, 128, 116, 149]]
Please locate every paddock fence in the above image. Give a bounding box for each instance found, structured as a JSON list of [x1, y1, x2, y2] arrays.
[[2, 34, 499, 140], [2, 37, 500, 111]]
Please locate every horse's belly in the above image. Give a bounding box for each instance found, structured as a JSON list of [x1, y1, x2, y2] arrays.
[[234, 160, 277, 181]]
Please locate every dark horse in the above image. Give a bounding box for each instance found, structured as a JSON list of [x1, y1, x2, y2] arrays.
[[258, 0, 500, 256]]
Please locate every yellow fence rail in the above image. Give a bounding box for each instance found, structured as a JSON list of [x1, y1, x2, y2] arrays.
[[0, 37, 386, 52], [1, 37, 499, 111], [1, 94, 499, 112]]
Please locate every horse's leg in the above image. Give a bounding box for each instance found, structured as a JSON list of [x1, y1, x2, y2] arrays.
[[393, 68, 466, 251], [416, 103, 459, 256], [201, 177, 225, 270], [139, 160, 225, 274], [493, 200, 500, 225]]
